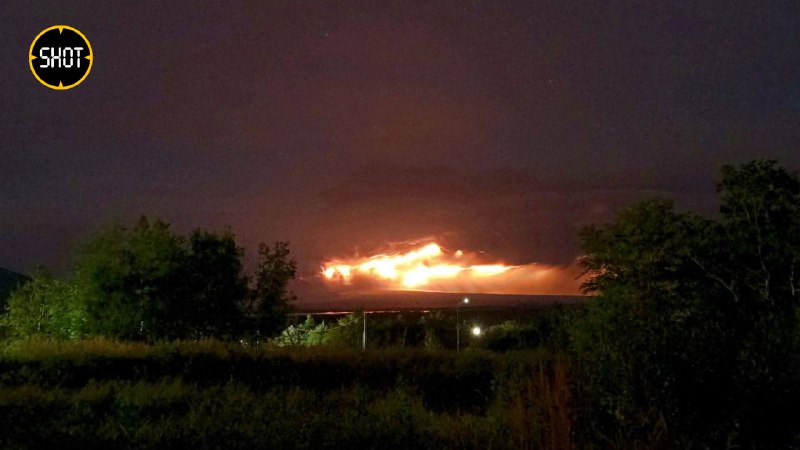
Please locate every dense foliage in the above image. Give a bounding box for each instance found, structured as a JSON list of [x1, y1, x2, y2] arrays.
[[573, 160, 800, 448], [1, 218, 296, 341], [244, 242, 298, 338], [275, 308, 576, 352], [2, 271, 85, 340]]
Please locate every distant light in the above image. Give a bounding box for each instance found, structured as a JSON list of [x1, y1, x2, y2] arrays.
[[463, 297, 470, 304], [471, 326, 482, 336]]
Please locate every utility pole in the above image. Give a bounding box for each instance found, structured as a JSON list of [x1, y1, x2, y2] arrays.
[[362, 310, 366, 352], [457, 297, 469, 352]]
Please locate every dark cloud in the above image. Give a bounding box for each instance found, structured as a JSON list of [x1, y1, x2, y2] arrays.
[[309, 164, 720, 271]]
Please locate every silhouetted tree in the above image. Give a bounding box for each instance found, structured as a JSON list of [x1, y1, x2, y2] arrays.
[[3, 219, 298, 342], [245, 241, 297, 337], [692, 160, 800, 446], [68, 218, 254, 340], [573, 160, 800, 448], [179, 229, 248, 338]]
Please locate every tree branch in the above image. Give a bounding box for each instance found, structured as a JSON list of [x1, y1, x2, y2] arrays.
[[689, 255, 738, 303]]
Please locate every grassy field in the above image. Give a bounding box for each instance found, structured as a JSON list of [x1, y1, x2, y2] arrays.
[[0, 339, 572, 450]]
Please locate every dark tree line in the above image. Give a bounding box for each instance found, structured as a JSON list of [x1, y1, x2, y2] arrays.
[[1, 217, 296, 341], [573, 160, 800, 448]]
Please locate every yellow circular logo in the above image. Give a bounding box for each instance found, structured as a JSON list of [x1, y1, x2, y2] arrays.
[[29, 25, 93, 90]]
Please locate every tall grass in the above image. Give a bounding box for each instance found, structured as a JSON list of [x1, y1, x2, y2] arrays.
[[0, 339, 575, 449]]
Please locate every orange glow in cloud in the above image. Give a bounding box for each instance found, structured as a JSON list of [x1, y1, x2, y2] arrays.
[[321, 242, 581, 295]]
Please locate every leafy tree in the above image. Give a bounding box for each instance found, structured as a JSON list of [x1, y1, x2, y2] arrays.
[[245, 241, 297, 337], [573, 160, 800, 448], [1, 271, 86, 339], [325, 312, 363, 348], [179, 229, 248, 338], [692, 160, 800, 446], [71, 218, 258, 340], [73, 217, 186, 340], [2, 218, 296, 342], [274, 315, 330, 347], [574, 199, 727, 446], [476, 309, 575, 352]]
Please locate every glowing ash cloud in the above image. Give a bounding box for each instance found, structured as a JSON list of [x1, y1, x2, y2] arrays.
[[320, 242, 581, 295]]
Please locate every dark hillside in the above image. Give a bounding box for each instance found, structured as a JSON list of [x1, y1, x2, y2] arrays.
[[0, 268, 28, 308]]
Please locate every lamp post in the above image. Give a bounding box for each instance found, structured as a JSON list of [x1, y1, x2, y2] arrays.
[[457, 297, 469, 352]]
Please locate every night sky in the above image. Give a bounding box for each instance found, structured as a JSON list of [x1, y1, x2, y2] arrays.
[[2, 2, 800, 294]]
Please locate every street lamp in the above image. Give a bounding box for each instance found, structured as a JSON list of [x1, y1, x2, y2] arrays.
[[471, 325, 482, 336], [457, 297, 469, 352]]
